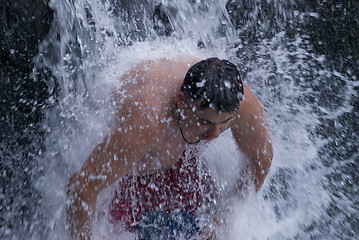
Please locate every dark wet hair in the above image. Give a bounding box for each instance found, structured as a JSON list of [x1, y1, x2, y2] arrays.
[[181, 57, 244, 112]]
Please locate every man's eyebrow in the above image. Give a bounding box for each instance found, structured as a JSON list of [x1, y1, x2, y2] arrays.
[[198, 115, 235, 124]]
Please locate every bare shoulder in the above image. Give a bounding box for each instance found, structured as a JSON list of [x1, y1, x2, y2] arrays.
[[112, 55, 202, 141], [230, 83, 264, 130], [116, 96, 163, 134], [238, 83, 264, 117], [122, 56, 200, 81], [114, 55, 201, 116], [241, 83, 262, 108], [146, 56, 200, 79]]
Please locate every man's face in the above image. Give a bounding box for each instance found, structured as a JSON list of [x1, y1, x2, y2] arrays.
[[181, 99, 237, 142]]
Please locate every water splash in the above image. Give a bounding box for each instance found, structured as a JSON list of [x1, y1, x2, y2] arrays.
[[2, 0, 358, 239]]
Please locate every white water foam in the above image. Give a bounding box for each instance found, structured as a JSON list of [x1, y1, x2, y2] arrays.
[[34, 0, 354, 239]]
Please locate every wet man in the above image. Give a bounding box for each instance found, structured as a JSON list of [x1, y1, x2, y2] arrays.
[[67, 56, 273, 239]]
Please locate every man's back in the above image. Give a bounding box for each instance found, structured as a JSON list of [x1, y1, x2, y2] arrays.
[[110, 56, 201, 174], [67, 56, 273, 240]]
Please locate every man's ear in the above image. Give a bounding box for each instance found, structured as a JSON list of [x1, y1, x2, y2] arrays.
[[176, 92, 186, 109]]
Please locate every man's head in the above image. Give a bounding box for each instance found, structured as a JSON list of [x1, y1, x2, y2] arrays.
[[177, 58, 244, 142], [180, 57, 243, 113]]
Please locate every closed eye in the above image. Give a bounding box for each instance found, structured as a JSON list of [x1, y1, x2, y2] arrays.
[[198, 116, 234, 125], [200, 119, 211, 125]]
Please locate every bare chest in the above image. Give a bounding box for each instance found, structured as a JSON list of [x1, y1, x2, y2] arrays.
[[136, 130, 186, 174]]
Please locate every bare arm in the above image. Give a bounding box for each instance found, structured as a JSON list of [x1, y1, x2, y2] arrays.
[[66, 107, 159, 239], [230, 83, 273, 191]]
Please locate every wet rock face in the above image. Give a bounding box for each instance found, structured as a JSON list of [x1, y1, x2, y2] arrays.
[[1, 0, 54, 133], [1, 0, 53, 64], [0, 0, 53, 237], [305, 1, 359, 73]]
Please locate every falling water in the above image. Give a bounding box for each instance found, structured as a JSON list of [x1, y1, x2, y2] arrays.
[[1, 0, 358, 239]]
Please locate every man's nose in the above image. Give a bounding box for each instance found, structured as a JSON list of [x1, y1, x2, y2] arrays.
[[209, 124, 221, 138]]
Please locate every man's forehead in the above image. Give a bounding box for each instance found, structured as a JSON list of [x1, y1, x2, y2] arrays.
[[189, 102, 236, 121], [188, 99, 233, 115]]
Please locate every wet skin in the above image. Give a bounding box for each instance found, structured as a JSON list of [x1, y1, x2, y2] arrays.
[[66, 56, 273, 240], [178, 97, 237, 142]]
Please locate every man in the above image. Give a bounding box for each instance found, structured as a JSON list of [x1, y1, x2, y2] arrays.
[[67, 56, 273, 239]]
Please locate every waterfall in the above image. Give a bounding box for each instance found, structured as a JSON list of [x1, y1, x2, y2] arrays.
[[1, 0, 358, 239]]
